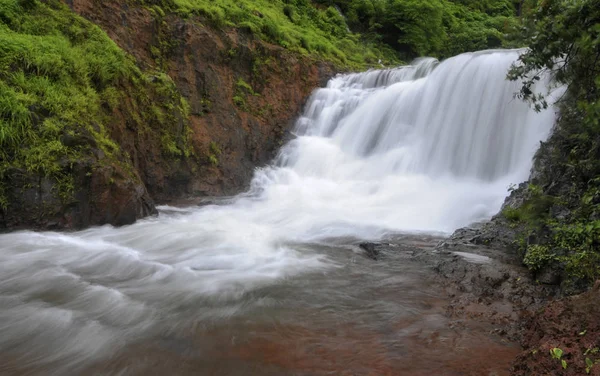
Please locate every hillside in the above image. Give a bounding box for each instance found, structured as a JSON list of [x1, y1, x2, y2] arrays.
[[1, 0, 337, 229], [0, 0, 523, 230]]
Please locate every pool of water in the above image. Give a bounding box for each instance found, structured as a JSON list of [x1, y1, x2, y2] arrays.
[[0, 230, 518, 376]]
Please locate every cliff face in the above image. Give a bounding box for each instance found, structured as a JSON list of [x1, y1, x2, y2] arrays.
[[0, 0, 333, 231], [66, 0, 333, 201]]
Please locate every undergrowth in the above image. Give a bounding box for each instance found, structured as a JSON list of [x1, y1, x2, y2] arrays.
[[499, 0, 600, 291], [503, 178, 600, 289], [132, 0, 522, 68], [133, 0, 398, 69]]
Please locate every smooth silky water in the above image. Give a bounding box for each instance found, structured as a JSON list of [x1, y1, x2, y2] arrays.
[[0, 50, 560, 375]]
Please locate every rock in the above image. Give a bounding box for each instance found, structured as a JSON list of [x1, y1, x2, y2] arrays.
[[0, 159, 157, 231], [535, 264, 562, 285], [79, 164, 157, 228], [359, 242, 380, 260], [2, 0, 336, 231], [60, 129, 97, 148], [66, 0, 334, 202]]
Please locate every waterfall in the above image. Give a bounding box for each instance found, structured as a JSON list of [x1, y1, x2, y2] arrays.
[[247, 49, 558, 235], [0, 50, 560, 371], [283, 51, 553, 181]]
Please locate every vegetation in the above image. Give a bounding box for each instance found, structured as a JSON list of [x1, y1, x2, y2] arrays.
[[503, 0, 600, 289], [135, 0, 397, 68], [135, 0, 523, 68], [0, 0, 190, 209], [0, 0, 524, 222], [233, 78, 258, 110], [550, 347, 568, 370], [585, 347, 600, 374], [208, 141, 221, 166], [313, 0, 521, 59]]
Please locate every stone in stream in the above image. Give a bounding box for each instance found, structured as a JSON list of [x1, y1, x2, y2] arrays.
[[359, 242, 380, 260]]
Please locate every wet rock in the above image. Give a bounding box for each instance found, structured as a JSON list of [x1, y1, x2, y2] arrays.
[[535, 264, 563, 285], [0, 159, 156, 231], [410, 228, 556, 342], [500, 181, 528, 210], [359, 242, 380, 260]]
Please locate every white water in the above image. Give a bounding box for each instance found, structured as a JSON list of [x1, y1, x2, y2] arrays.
[[0, 49, 559, 373]]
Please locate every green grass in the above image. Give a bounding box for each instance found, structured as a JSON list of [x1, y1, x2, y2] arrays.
[[134, 0, 521, 67], [0, 0, 190, 209], [135, 0, 400, 69]]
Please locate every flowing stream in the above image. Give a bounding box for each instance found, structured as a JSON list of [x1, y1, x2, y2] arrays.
[[0, 50, 559, 375]]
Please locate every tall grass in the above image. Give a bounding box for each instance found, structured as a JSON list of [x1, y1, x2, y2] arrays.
[[0, 0, 190, 209]]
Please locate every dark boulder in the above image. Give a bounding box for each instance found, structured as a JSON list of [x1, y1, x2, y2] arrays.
[[359, 242, 380, 260]]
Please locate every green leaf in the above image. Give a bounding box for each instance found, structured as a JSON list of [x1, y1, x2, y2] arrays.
[[586, 357, 594, 367], [551, 347, 563, 359]]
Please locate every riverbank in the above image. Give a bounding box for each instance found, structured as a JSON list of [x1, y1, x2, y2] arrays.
[[2, 192, 597, 375], [371, 223, 600, 375]]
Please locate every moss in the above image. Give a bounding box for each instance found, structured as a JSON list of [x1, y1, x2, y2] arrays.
[[232, 77, 259, 112], [232, 95, 246, 109], [199, 96, 212, 114], [147, 6, 178, 70], [236, 78, 255, 95], [54, 174, 75, 203], [209, 141, 221, 156]]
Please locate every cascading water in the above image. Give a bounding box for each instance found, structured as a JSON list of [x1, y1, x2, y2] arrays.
[[248, 49, 557, 235], [0, 50, 560, 375]]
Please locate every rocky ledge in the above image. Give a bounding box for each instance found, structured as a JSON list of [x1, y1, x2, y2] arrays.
[[360, 221, 599, 375]]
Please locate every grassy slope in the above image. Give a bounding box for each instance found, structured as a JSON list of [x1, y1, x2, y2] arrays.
[[0, 0, 190, 210]]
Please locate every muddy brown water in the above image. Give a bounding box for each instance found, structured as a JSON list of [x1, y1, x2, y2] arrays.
[[0, 236, 518, 376]]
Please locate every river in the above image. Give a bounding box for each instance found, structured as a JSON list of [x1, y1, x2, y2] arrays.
[[0, 50, 559, 375]]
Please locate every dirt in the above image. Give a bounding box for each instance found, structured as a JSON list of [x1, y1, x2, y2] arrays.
[[389, 225, 600, 376], [512, 281, 600, 375]]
